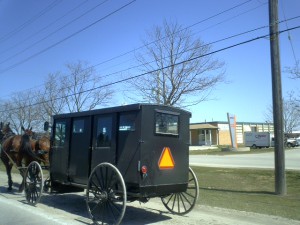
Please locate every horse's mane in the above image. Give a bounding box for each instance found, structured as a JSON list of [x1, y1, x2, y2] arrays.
[[20, 133, 38, 160], [1, 123, 15, 143]]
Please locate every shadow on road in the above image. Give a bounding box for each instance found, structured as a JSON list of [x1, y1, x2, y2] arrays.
[[16, 192, 173, 225], [0, 185, 23, 196]]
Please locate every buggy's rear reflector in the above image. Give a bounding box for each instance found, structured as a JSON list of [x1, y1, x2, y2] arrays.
[[158, 147, 175, 170]]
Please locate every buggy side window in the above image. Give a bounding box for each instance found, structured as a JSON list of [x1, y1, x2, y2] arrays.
[[73, 119, 84, 133], [96, 116, 112, 147], [155, 111, 179, 136], [119, 113, 136, 131], [54, 121, 66, 147]]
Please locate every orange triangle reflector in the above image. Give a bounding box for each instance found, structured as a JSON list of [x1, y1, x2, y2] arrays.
[[158, 147, 175, 170]]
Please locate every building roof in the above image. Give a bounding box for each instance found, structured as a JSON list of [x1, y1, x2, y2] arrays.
[[190, 123, 218, 130], [192, 121, 274, 125]]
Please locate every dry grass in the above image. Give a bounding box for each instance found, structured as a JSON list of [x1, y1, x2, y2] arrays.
[[193, 166, 300, 221]]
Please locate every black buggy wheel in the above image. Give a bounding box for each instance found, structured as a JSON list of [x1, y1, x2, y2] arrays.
[[86, 163, 127, 225], [24, 161, 43, 206], [161, 167, 199, 215]]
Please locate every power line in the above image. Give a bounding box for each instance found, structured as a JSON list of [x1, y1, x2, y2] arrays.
[[2, 13, 299, 100], [280, 1, 298, 63], [0, 0, 252, 74], [88, 0, 257, 71], [1, 15, 299, 101], [0, 23, 271, 100], [0, 0, 109, 66], [0, 0, 90, 57], [0, 0, 261, 98], [1, 25, 299, 114], [0, 0, 62, 43], [0, 0, 136, 74]]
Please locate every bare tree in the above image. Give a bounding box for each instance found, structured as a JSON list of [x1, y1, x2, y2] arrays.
[[285, 60, 300, 79], [127, 20, 225, 107], [265, 92, 300, 133], [0, 101, 9, 124], [0, 61, 113, 132], [38, 72, 67, 122], [61, 61, 113, 112], [1, 91, 41, 134]]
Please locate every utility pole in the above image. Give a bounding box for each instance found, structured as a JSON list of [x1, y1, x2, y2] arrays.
[[269, 0, 286, 195]]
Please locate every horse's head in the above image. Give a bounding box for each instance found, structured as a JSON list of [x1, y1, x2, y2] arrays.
[[2, 122, 12, 135], [21, 126, 35, 138]]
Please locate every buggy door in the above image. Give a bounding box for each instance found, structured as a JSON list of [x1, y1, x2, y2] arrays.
[[68, 116, 91, 184], [117, 111, 140, 183], [91, 114, 117, 171], [51, 118, 71, 182]]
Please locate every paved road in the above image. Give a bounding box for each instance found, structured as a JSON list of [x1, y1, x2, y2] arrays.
[[0, 188, 299, 225], [0, 149, 300, 224], [189, 148, 300, 170]]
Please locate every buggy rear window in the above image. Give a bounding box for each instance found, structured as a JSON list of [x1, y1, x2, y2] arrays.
[[155, 111, 179, 135]]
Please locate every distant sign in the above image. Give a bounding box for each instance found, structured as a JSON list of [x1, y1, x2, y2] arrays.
[[227, 113, 238, 149]]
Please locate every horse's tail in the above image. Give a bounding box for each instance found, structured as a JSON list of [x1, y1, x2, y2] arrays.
[[20, 134, 38, 161], [0, 144, 3, 160]]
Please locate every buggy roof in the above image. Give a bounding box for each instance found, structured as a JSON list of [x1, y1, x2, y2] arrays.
[[53, 103, 191, 119]]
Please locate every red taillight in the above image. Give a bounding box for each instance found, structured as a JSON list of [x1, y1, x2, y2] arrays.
[[141, 166, 147, 174]]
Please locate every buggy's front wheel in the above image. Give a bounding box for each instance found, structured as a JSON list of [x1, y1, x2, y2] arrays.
[[24, 161, 43, 206], [86, 163, 126, 225], [161, 167, 199, 215]]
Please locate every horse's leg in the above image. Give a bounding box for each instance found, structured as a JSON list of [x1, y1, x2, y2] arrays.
[[16, 155, 25, 193], [1, 154, 13, 191], [6, 163, 13, 191]]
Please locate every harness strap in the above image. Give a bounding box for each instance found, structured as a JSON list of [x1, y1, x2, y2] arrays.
[[2, 150, 19, 169]]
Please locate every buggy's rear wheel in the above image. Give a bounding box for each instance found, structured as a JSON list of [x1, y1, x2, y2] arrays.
[[161, 167, 199, 215], [24, 161, 43, 206], [86, 163, 126, 225]]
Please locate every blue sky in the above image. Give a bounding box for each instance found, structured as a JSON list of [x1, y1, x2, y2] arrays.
[[0, 0, 299, 123]]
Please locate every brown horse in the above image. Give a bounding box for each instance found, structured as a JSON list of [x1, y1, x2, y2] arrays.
[[31, 135, 50, 166], [0, 123, 39, 191]]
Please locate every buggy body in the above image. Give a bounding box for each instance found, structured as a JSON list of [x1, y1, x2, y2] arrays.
[[50, 104, 191, 199]]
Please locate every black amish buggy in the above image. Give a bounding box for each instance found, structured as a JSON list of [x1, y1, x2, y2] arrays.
[[24, 104, 199, 225]]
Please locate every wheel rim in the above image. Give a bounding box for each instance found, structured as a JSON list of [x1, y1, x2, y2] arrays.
[[86, 163, 126, 225], [161, 167, 199, 215], [25, 161, 43, 206]]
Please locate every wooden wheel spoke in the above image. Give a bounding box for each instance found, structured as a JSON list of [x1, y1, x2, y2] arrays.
[[179, 192, 188, 211], [91, 179, 102, 193], [90, 201, 102, 213], [87, 163, 126, 225], [95, 170, 104, 190], [171, 193, 177, 211], [24, 161, 43, 206], [165, 193, 175, 205], [183, 190, 196, 198], [161, 167, 199, 215], [107, 201, 119, 222]]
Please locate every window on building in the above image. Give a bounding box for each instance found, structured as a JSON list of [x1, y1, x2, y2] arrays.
[[251, 126, 257, 132]]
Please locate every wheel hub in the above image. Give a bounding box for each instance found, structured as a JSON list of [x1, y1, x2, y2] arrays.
[[99, 191, 108, 201]]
